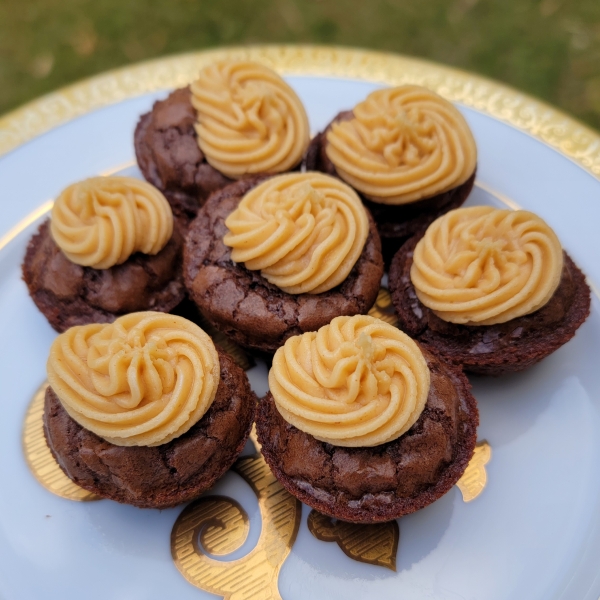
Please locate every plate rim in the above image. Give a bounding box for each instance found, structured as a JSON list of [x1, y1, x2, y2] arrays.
[[1, 43, 600, 181]]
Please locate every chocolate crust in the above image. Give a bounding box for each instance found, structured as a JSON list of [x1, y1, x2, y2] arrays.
[[256, 347, 478, 523], [134, 87, 232, 220], [183, 177, 385, 353], [389, 235, 592, 375], [304, 111, 476, 262], [43, 350, 257, 509], [22, 219, 186, 333]]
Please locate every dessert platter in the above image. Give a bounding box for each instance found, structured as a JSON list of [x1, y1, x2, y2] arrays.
[[1, 45, 600, 600]]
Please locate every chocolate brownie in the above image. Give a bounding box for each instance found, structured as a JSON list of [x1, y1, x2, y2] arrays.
[[389, 235, 592, 375], [183, 177, 385, 353], [22, 219, 186, 333], [43, 350, 256, 509], [134, 87, 232, 220], [256, 347, 478, 523], [304, 111, 476, 263]]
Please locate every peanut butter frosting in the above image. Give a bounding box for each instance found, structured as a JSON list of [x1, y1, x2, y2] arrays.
[[190, 60, 309, 178], [269, 315, 430, 447], [325, 85, 477, 205], [411, 206, 564, 325], [50, 176, 173, 269], [46, 312, 220, 447], [223, 173, 369, 294]]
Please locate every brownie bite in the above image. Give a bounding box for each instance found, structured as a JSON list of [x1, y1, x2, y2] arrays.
[[44, 350, 255, 508], [135, 60, 310, 220], [23, 219, 185, 332], [183, 174, 384, 353], [305, 86, 477, 263], [256, 315, 479, 523], [389, 206, 591, 375], [135, 87, 232, 220], [22, 176, 185, 332], [44, 313, 257, 508]]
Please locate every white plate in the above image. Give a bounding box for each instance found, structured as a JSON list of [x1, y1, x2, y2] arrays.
[[1, 47, 600, 600]]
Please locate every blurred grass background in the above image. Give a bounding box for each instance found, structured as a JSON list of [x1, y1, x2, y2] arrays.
[[1, 0, 599, 129]]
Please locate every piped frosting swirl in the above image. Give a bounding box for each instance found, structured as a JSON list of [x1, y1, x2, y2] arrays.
[[269, 315, 430, 447], [223, 173, 369, 294], [190, 60, 309, 178], [46, 312, 220, 447], [411, 206, 564, 325], [50, 176, 173, 269], [325, 85, 477, 205]]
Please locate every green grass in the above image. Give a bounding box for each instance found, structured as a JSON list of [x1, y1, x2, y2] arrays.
[[1, 0, 600, 129]]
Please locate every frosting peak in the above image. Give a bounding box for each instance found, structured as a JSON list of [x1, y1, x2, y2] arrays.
[[50, 176, 173, 269], [190, 60, 309, 178], [223, 173, 369, 294], [46, 312, 220, 446], [410, 206, 564, 325], [269, 315, 430, 447], [325, 85, 477, 205]]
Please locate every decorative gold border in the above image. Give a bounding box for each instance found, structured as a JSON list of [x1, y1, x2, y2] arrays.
[[1, 45, 600, 179]]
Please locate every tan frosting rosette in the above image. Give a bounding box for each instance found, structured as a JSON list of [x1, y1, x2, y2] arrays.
[[410, 206, 564, 325], [269, 315, 430, 447], [50, 176, 173, 269], [46, 312, 220, 447], [190, 60, 309, 178], [223, 172, 369, 294], [325, 85, 477, 205]]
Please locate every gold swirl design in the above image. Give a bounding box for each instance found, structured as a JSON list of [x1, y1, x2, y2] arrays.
[[326, 86, 477, 205], [46, 312, 220, 447], [411, 206, 564, 325], [171, 448, 302, 600], [183, 496, 250, 556], [50, 176, 173, 269], [190, 60, 309, 179], [269, 314, 430, 447], [457, 440, 491, 502], [223, 173, 369, 294], [23, 382, 101, 502], [307, 510, 399, 571]]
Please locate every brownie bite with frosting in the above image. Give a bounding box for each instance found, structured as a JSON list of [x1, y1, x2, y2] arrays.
[[305, 85, 477, 261], [135, 59, 310, 220], [256, 314, 479, 523], [43, 312, 256, 508], [184, 172, 384, 353], [389, 206, 591, 375], [22, 176, 186, 332]]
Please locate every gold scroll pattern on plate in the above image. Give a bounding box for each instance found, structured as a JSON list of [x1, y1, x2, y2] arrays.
[[307, 510, 399, 571], [456, 440, 492, 502], [171, 431, 302, 600]]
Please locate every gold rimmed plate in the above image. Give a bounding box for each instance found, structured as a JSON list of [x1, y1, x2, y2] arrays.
[[1, 46, 600, 600]]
